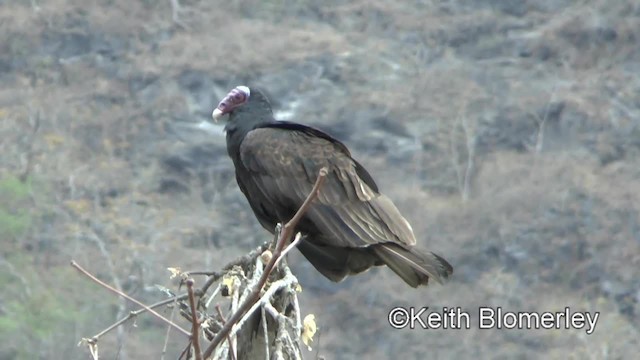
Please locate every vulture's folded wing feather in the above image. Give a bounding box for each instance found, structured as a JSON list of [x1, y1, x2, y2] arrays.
[[239, 126, 416, 247]]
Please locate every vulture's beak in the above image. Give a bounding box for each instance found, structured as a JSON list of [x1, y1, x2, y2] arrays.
[[211, 108, 224, 122]]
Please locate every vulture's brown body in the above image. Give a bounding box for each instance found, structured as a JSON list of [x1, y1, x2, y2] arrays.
[[214, 86, 453, 287]]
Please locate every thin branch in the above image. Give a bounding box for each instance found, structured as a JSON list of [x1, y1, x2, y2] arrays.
[[282, 167, 329, 236], [92, 294, 189, 341], [160, 297, 179, 360], [202, 167, 328, 359], [535, 84, 558, 155], [20, 107, 41, 183], [70, 260, 191, 338], [262, 306, 270, 360], [277, 232, 303, 264], [85, 227, 129, 355], [185, 271, 222, 277], [449, 111, 464, 199], [0, 255, 32, 297], [205, 283, 222, 309], [292, 285, 303, 350], [186, 279, 202, 360], [178, 342, 191, 360], [460, 114, 476, 203], [169, 0, 189, 30], [88, 342, 99, 360], [198, 241, 270, 296], [215, 305, 237, 360], [231, 267, 297, 338], [268, 300, 291, 359]]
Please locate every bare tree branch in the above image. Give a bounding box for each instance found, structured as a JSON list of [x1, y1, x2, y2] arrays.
[[261, 306, 270, 360], [202, 167, 328, 359], [85, 228, 130, 359], [161, 297, 179, 360], [70, 260, 191, 338], [20, 107, 41, 183], [215, 305, 237, 360], [169, 0, 189, 30], [186, 278, 203, 360], [460, 114, 476, 203], [73, 168, 326, 359]]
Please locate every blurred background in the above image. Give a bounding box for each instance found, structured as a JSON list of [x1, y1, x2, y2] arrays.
[[1, 0, 639, 359]]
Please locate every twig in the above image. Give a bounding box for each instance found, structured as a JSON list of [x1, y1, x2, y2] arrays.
[[281, 168, 328, 237], [268, 301, 290, 360], [20, 107, 41, 183], [448, 87, 475, 203], [87, 341, 98, 360], [85, 229, 129, 357], [205, 283, 222, 308], [232, 267, 297, 338], [254, 273, 301, 360], [70, 260, 191, 337], [114, 319, 134, 360], [0, 255, 32, 297], [160, 297, 179, 360], [200, 272, 224, 296], [186, 279, 202, 360], [178, 342, 191, 360], [169, 0, 189, 30], [185, 271, 222, 277], [460, 114, 476, 203], [534, 85, 557, 155], [215, 305, 237, 360], [199, 242, 270, 297], [277, 233, 303, 265], [91, 294, 188, 341], [292, 285, 302, 349], [262, 306, 270, 360], [202, 168, 328, 359]]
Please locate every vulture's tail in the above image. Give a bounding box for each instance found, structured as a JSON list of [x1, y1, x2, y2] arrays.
[[373, 243, 453, 287]]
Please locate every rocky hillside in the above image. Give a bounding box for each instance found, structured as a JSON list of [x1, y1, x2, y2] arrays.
[[1, 0, 638, 359]]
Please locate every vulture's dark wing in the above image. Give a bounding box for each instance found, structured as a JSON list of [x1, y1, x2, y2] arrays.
[[239, 122, 417, 248]]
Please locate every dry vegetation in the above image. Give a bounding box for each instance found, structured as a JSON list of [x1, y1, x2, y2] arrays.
[[1, 0, 639, 359]]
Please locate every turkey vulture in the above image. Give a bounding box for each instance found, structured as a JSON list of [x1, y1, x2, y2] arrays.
[[211, 86, 452, 287]]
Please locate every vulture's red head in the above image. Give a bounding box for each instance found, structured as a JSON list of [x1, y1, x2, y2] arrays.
[[211, 85, 275, 132], [211, 85, 251, 121]]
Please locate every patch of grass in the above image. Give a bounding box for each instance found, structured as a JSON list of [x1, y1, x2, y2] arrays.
[[0, 175, 30, 200], [0, 255, 93, 359], [0, 176, 32, 238], [0, 291, 81, 360]]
